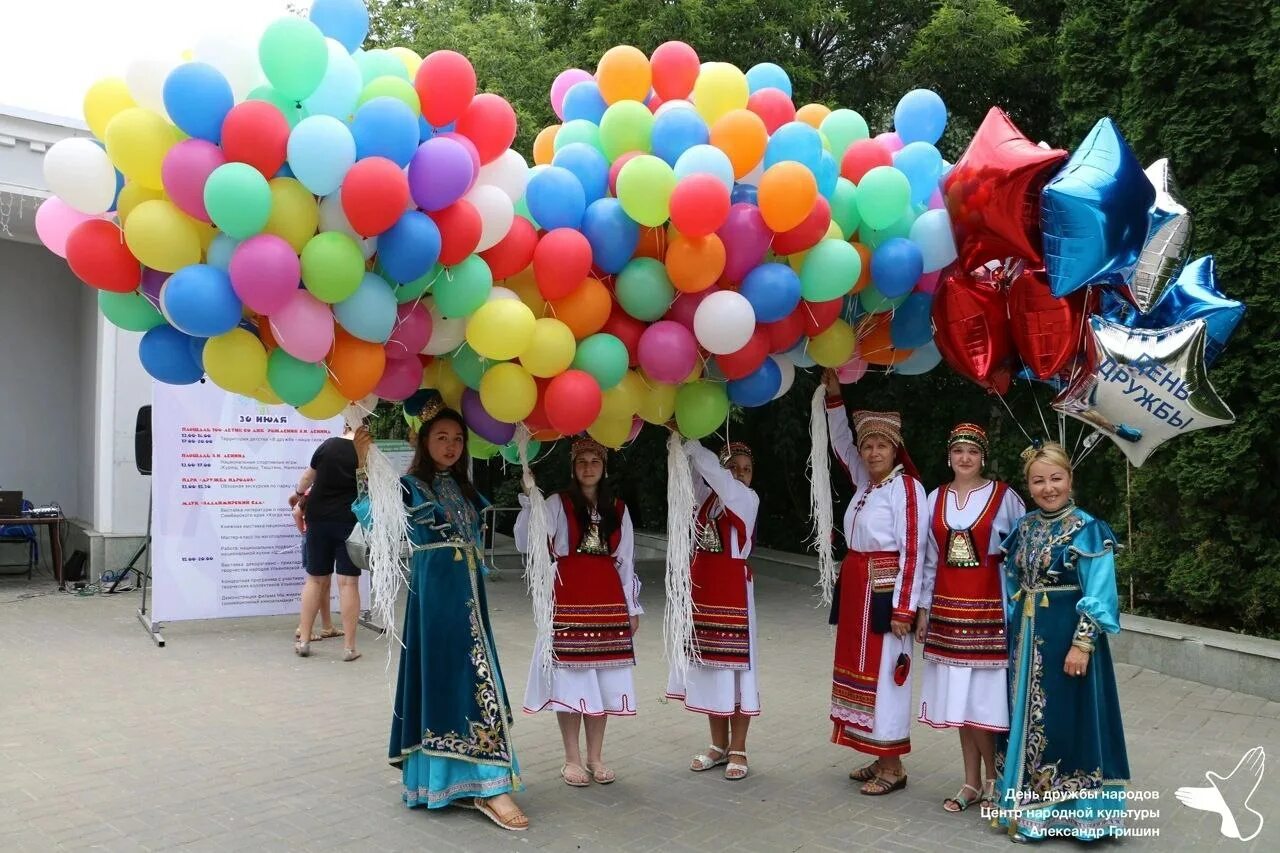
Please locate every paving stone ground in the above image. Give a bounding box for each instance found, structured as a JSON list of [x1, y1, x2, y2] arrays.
[[2, 559, 1277, 852]]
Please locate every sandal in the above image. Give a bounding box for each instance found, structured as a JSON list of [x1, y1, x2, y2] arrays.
[[860, 772, 908, 796], [473, 796, 529, 832], [690, 745, 729, 772], [318, 626, 343, 640], [561, 763, 591, 787], [724, 750, 749, 781], [943, 783, 981, 812], [849, 760, 881, 782], [585, 762, 616, 784], [293, 640, 310, 657], [342, 648, 361, 662], [981, 778, 997, 808], [294, 629, 323, 641]]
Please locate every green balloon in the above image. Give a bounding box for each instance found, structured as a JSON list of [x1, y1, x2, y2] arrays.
[[675, 380, 730, 440], [830, 178, 861, 239], [468, 432, 500, 459], [571, 334, 629, 390], [616, 155, 677, 227], [554, 120, 603, 154], [599, 101, 654, 162], [500, 438, 541, 465], [258, 17, 328, 101], [855, 166, 911, 231], [434, 255, 493, 318], [301, 232, 365, 303], [396, 264, 441, 304], [267, 348, 327, 407], [99, 290, 165, 332], [615, 257, 675, 322], [247, 85, 309, 128], [204, 163, 271, 239], [859, 285, 910, 314], [451, 343, 496, 390], [358, 78, 420, 115], [355, 49, 409, 86], [860, 204, 919, 249], [820, 109, 870, 157], [800, 239, 861, 301]]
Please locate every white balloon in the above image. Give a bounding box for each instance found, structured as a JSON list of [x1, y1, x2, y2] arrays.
[[908, 208, 958, 273], [655, 99, 696, 117], [694, 290, 755, 354], [318, 193, 377, 259], [488, 286, 519, 301], [193, 32, 262, 101], [770, 355, 796, 400], [125, 56, 180, 120], [43, 138, 117, 215], [476, 148, 529, 202], [421, 297, 466, 355], [740, 160, 764, 187], [464, 184, 514, 252]]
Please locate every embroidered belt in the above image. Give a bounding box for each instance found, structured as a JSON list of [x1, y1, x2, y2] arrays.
[[1011, 584, 1080, 618]]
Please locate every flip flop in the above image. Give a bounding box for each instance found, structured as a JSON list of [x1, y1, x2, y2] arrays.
[[473, 797, 529, 831], [586, 762, 615, 784], [561, 763, 591, 787]]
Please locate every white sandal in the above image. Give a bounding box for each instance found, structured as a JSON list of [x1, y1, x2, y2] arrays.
[[724, 750, 749, 781], [690, 744, 728, 772]]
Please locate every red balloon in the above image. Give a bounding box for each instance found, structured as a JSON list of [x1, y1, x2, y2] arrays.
[[454, 93, 517, 165], [608, 151, 642, 197], [523, 377, 553, 432], [533, 228, 592, 300], [800, 297, 842, 337], [415, 50, 477, 128], [601, 301, 645, 366], [931, 262, 1016, 394], [943, 107, 1069, 270], [429, 200, 483, 266], [341, 157, 409, 237], [544, 369, 603, 435], [1008, 267, 1091, 379], [840, 139, 892, 183], [647, 93, 665, 114], [669, 174, 731, 238], [716, 327, 769, 380], [746, 88, 796, 135], [479, 216, 537, 280], [772, 195, 832, 256], [650, 41, 700, 101], [65, 220, 140, 293], [220, 101, 289, 178], [762, 309, 805, 353]]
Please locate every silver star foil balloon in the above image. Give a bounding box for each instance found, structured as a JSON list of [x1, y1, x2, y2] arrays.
[[1128, 159, 1192, 313], [1053, 316, 1234, 466]]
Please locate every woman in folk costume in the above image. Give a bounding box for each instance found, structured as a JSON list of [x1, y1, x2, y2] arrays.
[[513, 436, 642, 787], [915, 423, 1025, 812], [822, 369, 928, 795], [995, 441, 1129, 842], [352, 394, 528, 832], [666, 438, 761, 781]]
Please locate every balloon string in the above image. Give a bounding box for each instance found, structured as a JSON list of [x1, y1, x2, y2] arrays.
[[1019, 362, 1053, 440], [993, 390, 1035, 444]]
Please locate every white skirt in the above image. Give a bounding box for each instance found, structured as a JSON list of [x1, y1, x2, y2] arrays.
[[522, 635, 637, 716], [917, 660, 1009, 731], [665, 580, 761, 716]]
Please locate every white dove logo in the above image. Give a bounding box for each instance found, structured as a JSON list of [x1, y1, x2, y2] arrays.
[[1176, 747, 1265, 842]]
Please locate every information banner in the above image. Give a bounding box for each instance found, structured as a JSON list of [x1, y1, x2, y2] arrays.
[[152, 382, 369, 622]]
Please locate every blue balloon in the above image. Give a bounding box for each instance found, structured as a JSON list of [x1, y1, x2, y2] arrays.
[[674, 144, 734, 190], [162, 265, 243, 337], [418, 114, 433, 142], [816, 151, 839, 200], [350, 97, 419, 166], [378, 211, 441, 284], [140, 325, 204, 385], [730, 183, 758, 206], [188, 334, 208, 366], [745, 62, 792, 97], [206, 234, 239, 271], [288, 116, 357, 196], [562, 81, 608, 124], [163, 63, 234, 143], [274, 161, 295, 179], [728, 357, 783, 407], [894, 341, 942, 376], [1041, 117, 1154, 297], [334, 273, 398, 343], [889, 292, 934, 348], [894, 89, 948, 146], [652, 108, 709, 166], [870, 238, 925, 298], [740, 263, 801, 323], [893, 142, 943, 205], [764, 121, 823, 173], [786, 340, 816, 368], [304, 41, 362, 118], [580, 198, 640, 275], [309, 0, 369, 53], [552, 143, 609, 203], [526, 166, 587, 230]]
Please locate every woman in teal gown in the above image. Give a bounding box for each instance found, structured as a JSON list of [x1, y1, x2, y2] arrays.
[[353, 397, 528, 831], [994, 441, 1129, 842]]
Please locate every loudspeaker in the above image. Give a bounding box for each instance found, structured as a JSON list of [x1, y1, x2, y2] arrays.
[[63, 550, 87, 584], [135, 406, 152, 476]]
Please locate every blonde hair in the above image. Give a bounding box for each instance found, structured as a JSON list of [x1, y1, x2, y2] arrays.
[[1021, 441, 1072, 481]]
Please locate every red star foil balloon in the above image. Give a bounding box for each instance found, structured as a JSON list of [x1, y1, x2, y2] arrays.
[[943, 107, 1068, 271], [1008, 267, 1093, 380], [931, 262, 1016, 394]]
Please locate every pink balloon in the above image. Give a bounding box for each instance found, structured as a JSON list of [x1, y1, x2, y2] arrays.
[[373, 354, 422, 400], [717, 203, 773, 284], [915, 268, 941, 294], [874, 131, 904, 155], [626, 415, 643, 443], [551, 68, 592, 121], [229, 235, 301, 314], [637, 320, 697, 384], [665, 288, 717, 331], [836, 353, 868, 384], [161, 139, 226, 221], [608, 151, 641, 197], [926, 187, 945, 210], [34, 197, 99, 258], [385, 303, 432, 358], [269, 290, 334, 363]]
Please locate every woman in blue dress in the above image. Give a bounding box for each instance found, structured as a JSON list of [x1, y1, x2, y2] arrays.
[[994, 440, 1129, 842], [353, 395, 528, 832]]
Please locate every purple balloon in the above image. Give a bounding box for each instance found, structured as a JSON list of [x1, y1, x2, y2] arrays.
[[439, 131, 482, 176], [408, 137, 476, 211], [718, 203, 773, 284], [140, 268, 168, 308], [461, 388, 517, 445], [637, 320, 698, 384]]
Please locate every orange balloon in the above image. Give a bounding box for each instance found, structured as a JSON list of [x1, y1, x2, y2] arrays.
[[665, 233, 725, 293], [758, 162, 817, 232], [851, 242, 873, 293], [254, 314, 278, 350], [796, 103, 831, 129], [710, 109, 767, 179], [329, 328, 387, 399], [549, 277, 612, 339], [533, 125, 559, 165], [504, 266, 547, 316], [596, 45, 651, 104], [856, 313, 913, 366], [532, 428, 563, 442], [634, 225, 668, 261]]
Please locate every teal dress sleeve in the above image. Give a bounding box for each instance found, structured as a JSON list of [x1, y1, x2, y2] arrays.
[[999, 517, 1025, 623], [1068, 515, 1122, 635]]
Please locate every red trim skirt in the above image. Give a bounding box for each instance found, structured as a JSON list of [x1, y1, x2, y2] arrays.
[[830, 549, 898, 732], [552, 553, 634, 669], [690, 551, 751, 670]]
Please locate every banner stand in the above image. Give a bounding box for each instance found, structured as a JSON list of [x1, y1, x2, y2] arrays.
[[133, 494, 165, 647]]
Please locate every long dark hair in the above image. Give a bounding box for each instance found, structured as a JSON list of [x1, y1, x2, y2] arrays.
[[409, 408, 480, 506], [567, 474, 621, 544]]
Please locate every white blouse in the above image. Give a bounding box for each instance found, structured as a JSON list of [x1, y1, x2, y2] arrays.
[[919, 482, 1026, 609], [685, 440, 760, 561]]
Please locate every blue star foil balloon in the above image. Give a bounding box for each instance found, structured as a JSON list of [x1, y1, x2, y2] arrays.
[[1099, 256, 1244, 365], [1040, 118, 1155, 297], [1127, 159, 1191, 313], [1052, 316, 1234, 466]]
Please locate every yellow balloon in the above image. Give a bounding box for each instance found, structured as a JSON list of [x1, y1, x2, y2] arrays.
[[796, 103, 832, 129], [104, 107, 176, 190], [505, 267, 546, 315], [124, 199, 201, 272], [598, 381, 638, 422], [466, 299, 537, 360], [187, 214, 219, 254], [388, 46, 423, 77], [788, 250, 807, 273], [202, 328, 268, 396], [825, 221, 844, 240], [636, 375, 677, 424], [518, 317, 576, 377], [263, 178, 320, 253], [479, 362, 537, 422], [298, 381, 349, 420], [115, 183, 164, 225], [808, 318, 856, 367], [252, 385, 284, 405], [423, 358, 465, 409], [587, 414, 631, 449], [684, 361, 704, 383], [84, 78, 137, 141], [692, 63, 749, 125]]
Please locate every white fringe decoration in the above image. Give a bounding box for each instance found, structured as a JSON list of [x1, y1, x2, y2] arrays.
[[663, 432, 699, 687], [516, 426, 557, 677], [808, 385, 838, 606]]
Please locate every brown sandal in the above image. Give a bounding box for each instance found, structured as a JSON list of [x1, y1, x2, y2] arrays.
[[849, 760, 881, 782], [473, 796, 528, 831], [860, 772, 908, 796]]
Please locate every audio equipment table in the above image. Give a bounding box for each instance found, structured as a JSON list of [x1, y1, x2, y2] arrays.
[[0, 515, 65, 589]]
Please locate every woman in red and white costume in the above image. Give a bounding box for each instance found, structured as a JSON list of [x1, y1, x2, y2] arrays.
[[514, 437, 641, 787], [916, 423, 1025, 813], [823, 369, 928, 796], [667, 439, 761, 781]]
